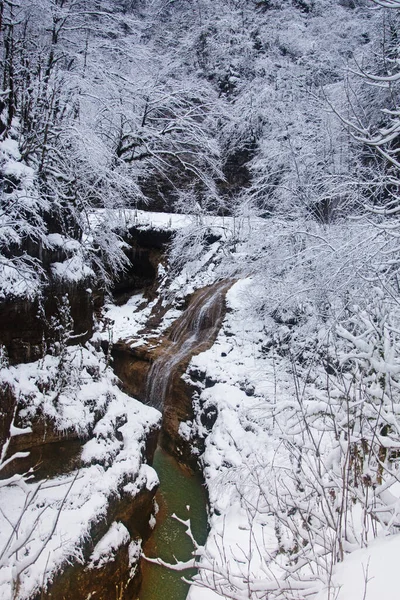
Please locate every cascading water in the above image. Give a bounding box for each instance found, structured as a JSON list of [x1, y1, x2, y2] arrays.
[[146, 280, 232, 411], [137, 281, 233, 600]]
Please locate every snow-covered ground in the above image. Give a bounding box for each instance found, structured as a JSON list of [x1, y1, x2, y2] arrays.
[[317, 533, 400, 600], [182, 277, 400, 600], [2, 207, 400, 599], [98, 210, 400, 600], [102, 293, 156, 342], [0, 336, 161, 598], [185, 279, 300, 599]]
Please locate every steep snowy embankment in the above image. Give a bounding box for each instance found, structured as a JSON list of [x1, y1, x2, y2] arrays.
[[115, 211, 400, 600], [0, 336, 161, 598], [182, 275, 400, 600], [185, 279, 300, 599]]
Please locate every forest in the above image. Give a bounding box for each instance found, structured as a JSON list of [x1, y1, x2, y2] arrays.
[[1, 0, 400, 599]]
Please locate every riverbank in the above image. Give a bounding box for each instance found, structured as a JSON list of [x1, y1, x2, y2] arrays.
[[2, 209, 400, 600], [0, 338, 161, 599]]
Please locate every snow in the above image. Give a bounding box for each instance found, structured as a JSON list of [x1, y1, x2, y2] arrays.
[[2, 159, 35, 186], [93, 207, 247, 240], [140, 464, 160, 491], [317, 534, 400, 600], [6, 343, 117, 436], [0, 337, 161, 598], [0, 256, 41, 300], [0, 137, 21, 160], [51, 254, 94, 283], [88, 521, 130, 569], [178, 420, 192, 441], [102, 293, 155, 342], [89, 208, 192, 233], [187, 586, 222, 600], [128, 539, 142, 568], [0, 137, 34, 186], [116, 209, 193, 231], [47, 233, 81, 253], [10, 424, 32, 437]]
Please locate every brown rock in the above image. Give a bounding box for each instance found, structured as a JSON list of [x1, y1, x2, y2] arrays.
[[31, 484, 158, 600], [0, 383, 16, 458], [112, 280, 234, 467], [0, 281, 94, 365]]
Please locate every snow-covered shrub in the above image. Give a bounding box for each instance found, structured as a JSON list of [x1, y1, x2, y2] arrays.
[[0, 131, 48, 299]]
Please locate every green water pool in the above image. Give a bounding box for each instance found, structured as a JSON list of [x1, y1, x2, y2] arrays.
[[138, 447, 208, 600]]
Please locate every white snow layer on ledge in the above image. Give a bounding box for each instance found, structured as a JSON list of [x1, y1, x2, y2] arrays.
[[101, 293, 156, 343], [51, 253, 94, 282], [90, 207, 261, 238], [90, 208, 208, 232], [3, 341, 119, 436], [0, 257, 40, 300], [88, 521, 130, 569], [0, 341, 161, 599]]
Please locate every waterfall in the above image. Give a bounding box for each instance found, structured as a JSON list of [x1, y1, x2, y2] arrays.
[[146, 280, 232, 411]]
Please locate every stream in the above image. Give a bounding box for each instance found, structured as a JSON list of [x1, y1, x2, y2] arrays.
[[139, 447, 208, 600], [137, 282, 231, 599]]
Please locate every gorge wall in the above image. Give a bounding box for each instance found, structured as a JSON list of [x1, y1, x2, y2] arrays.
[[0, 222, 231, 598], [0, 224, 171, 600], [112, 279, 233, 468]]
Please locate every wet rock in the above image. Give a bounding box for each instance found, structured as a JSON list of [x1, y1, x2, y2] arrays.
[[2, 413, 92, 481], [111, 340, 153, 401], [31, 484, 158, 600], [113, 281, 233, 468], [200, 404, 218, 431], [0, 383, 16, 456], [0, 281, 94, 365], [5, 408, 160, 599]]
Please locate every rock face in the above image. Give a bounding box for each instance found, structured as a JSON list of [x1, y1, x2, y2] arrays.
[[0, 384, 16, 459], [1, 396, 160, 600], [0, 226, 172, 600], [0, 281, 95, 365], [112, 340, 153, 401], [30, 482, 158, 600], [113, 280, 233, 467], [112, 227, 171, 299], [0, 224, 170, 366]]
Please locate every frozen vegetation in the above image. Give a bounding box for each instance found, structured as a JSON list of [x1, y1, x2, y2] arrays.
[[133, 212, 400, 600], [2, 0, 400, 598]]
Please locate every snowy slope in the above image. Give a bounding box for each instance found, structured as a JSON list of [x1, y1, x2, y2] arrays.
[[0, 337, 161, 598]]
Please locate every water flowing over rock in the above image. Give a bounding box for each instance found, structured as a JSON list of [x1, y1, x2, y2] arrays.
[[111, 279, 233, 464], [146, 280, 233, 412]]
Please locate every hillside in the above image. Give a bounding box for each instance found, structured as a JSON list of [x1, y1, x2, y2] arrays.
[[2, 1, 400, 599]]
